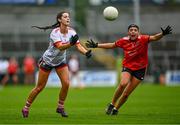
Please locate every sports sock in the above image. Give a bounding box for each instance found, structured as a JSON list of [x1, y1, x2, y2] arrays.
[[113, 107, 118, 110], [58, 100, 64, 109], [24, 101, 31, 110]]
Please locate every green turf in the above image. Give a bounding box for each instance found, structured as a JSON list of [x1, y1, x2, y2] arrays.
[[0, 84, 180, 124]]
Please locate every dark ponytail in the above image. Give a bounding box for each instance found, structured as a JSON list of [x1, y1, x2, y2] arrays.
[[32, 11, 69, 31], [32, 22, 59, 31]]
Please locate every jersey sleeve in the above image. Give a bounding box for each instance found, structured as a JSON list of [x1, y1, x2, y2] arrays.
[[115, 38, 123, 48], [50, 30, 61, 43], [141, 35, 150, 44]]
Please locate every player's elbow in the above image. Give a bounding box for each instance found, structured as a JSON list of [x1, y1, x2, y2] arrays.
[[149, 36, 156, 41]]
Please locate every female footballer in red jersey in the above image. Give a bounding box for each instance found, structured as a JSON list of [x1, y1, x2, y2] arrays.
[[22, 11, 92, 118], [85, 24, 172, 115]]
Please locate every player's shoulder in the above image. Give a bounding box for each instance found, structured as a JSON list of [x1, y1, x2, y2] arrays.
[[68, 27, 75, 31], [139, 34, 149, 38], [115, 36, 128, 45], [138, 35, 150, 43], [122, 36, 129, 40], [51, 27, 60, 35], [68, 27, 76, 34], [118, 36, 129, 42]]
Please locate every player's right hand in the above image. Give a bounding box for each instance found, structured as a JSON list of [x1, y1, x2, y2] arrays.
[[70, 34, 79, 45], [85, 39, 98, 48]]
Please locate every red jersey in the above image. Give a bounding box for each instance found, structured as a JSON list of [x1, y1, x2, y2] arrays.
[[23, 57, 35, 74], [8, 62, 18, 74], [115, 35, 150, 70]]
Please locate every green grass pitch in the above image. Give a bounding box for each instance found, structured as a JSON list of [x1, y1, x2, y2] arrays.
[[0, 84, 180, 124]]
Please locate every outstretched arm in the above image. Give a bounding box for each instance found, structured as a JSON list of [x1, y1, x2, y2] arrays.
[[76, 43, 92, 59], [98, 43, 116, 49], [85, 39, 116, 49], [149, 25, 172, 42]]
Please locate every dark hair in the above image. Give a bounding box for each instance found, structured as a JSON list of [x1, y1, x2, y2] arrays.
[[128, 24, 139, 31], [32, 11, 69, 31]]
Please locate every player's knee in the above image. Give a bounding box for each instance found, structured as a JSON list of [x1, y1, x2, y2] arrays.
[[120, 80, 129, 88]]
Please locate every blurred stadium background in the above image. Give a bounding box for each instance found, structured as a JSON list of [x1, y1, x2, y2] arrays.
[[0, 0, 180, 83], [0, 0, 180, 86], [0, 0, 180, 124]]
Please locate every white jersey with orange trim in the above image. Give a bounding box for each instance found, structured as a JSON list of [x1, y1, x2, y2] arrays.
[[42, 27, 80, 67]]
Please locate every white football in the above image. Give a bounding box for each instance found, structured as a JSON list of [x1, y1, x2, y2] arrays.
[[103, 6, 118, 21]]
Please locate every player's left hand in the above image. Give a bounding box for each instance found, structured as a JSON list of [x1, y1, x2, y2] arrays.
[[161, 25, 172, 36], [85, 50, 92, 59], [70, 34, 79, 45]]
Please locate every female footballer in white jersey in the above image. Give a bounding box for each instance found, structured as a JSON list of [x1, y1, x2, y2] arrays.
[[22, 11, 92, 118]]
